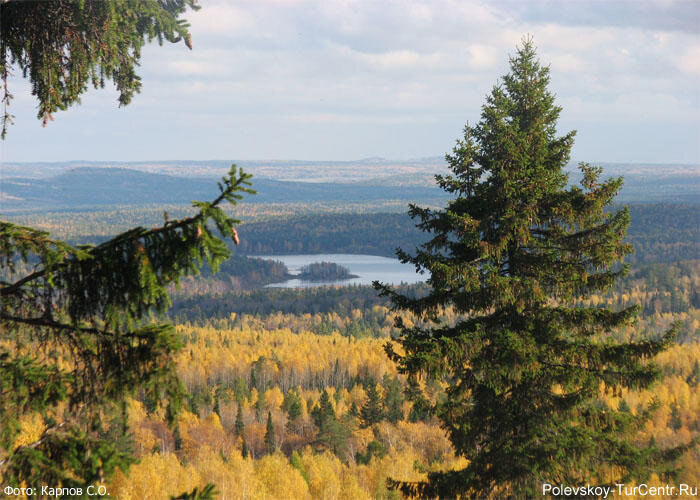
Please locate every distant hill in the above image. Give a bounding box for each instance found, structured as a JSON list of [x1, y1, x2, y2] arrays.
[[0, 167, 448, 210], [1, 161, 698, 211]]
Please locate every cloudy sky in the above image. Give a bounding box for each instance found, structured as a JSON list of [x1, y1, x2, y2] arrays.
[[2, 0, 699, 164]]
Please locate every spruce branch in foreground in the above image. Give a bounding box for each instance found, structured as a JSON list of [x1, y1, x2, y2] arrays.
[[0, 165, 254, 496], [0, 0, 200, 139]]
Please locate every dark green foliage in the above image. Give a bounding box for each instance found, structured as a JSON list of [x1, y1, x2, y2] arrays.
[[0, 166, 253, 493], [283, 389, 303, 422], [610, 260, 700, 321], [19, 204, 696, 265], [623, 204, 700, 264], [220, 205, 699, 264], [170, 483, 218, 500], [359, 381, 383, 428], [311, 390, 351, 458], [0, 0, 199, 138], [618, 399, 631, 413], [232, 213, 426, 257], [312, 390, 336, 428], [189, 396, 201, 417], [254, 398, 263, 423], [196, 255, 290, 290], [212, 385, 228, 420], [241, 439, 249, 459], [407, 399, 432, 423], [171, 283, 428, 330], [173, 425, 183, 452], [231, 377, 250, 404], [382, 375, 404, 424], [670, 403, 683, 431], [264, 411, 275, 454], [376, 40, 690, 498], [234, 404, 245, 438], [355, 440, 388, 465], [4, 426, 135, 497], [171, 258, 697, 335]]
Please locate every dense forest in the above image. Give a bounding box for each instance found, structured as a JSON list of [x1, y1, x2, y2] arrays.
[[4, 199, 698, 499], [231, 204, 699, 264], [5, 203, 697, 265], [176, 256, 291, 295], [110, 288, 699, 499], [6, 266, 699, 499]]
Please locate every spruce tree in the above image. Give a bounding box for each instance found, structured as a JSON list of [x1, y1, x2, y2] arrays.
[[670, 403, 683, 432], [311, 390, 350, 457], [234, 404, 245, 438], [282, 389, 303, 422], [283, 389, 303, 433], [173, 424, 183, 452], [376, 39, 690, 498], [382, 374, 404, 424], [212, 397, 221, 419], [264, 411, 275, 454], [359, 381, 383, 428], [254, 395, 263, 423], [312, 389, 336, 427]]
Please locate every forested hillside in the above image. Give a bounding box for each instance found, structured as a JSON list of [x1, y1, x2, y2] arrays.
[[3, 161, 697, 500], [7, 204, 694, 263], [106, 327, 699, 500], [6, 258, 699, 499], [4, 161, 698, 206], [233, 204, 699, 263], [111, 279, 699, 499], [1, 168, 447, 210], [6, 201, 698, 499]]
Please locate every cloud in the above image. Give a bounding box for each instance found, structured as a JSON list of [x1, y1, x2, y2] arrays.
[[284, 112, 437, 125], [3, 0, 698, 163], [498, 0, 700, 33]]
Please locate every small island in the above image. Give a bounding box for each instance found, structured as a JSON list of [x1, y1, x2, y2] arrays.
[[297, 261, 358, 282]]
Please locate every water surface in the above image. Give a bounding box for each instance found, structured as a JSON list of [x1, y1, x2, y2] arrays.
[[253, 254, 426, 288]]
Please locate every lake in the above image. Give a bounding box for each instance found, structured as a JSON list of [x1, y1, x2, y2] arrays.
[[253, 254, 427, 288]]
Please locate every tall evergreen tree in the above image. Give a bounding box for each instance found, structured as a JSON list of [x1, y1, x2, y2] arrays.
[[376, 39, 690, 498], [264, 411, 276, 455], [311, 389, 336, 428], [359, 381, 383, 428], [282, 388, 303, 422], [234, 404, 245, 438], [173, 424, 183, 452], [311, 390, 350, 458], [283, 388, 303, 433], [382, 374, 404, 424]]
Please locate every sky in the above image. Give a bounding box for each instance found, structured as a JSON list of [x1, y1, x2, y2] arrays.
[[1, 0, 699, 164]]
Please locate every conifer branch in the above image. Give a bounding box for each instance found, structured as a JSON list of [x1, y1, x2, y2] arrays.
[[0, 166, 253, 298], [0, 422, 66, 470]]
